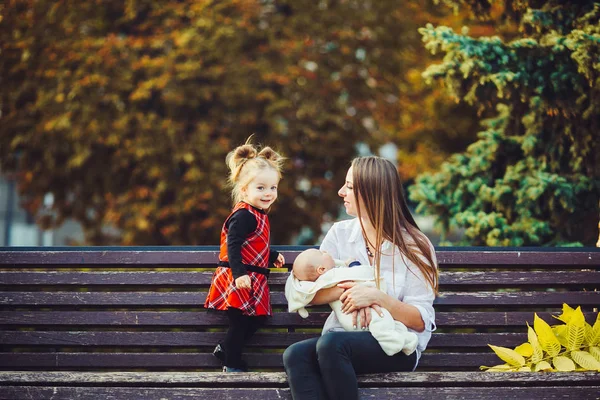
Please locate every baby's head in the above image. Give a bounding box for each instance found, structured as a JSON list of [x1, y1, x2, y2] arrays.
[[292, 249, 336, 281]]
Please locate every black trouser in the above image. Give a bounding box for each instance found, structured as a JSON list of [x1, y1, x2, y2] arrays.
[[223, 307, 266, 369], [283, 331, 418, 400]]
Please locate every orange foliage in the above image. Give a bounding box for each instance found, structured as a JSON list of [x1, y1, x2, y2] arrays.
[[0, 0, 495, 244]]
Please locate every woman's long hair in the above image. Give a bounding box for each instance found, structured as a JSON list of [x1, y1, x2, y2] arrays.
[[352, 156, 439, 294]]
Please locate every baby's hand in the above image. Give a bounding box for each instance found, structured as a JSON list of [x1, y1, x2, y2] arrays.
[[235, 275, 251, 290], [343, 258, 355, 266]]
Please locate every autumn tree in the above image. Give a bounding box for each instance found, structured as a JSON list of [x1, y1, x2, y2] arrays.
[[409, 1, 600, 246], [1, 0, 481, 245]]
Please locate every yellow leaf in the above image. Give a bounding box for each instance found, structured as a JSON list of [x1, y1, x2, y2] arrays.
[[10, 136, 26, 149], [481, 364, 514, 372], [175, 29, 195, 47], [130, 87, 151, 101], [571, 351, 600, 371], [534, 314, 561, 357], [566, 306, 586, 351], [553, 303, 576, 323], [488, 344, 525, 367], [527, 323, 544, 363], [533, 361, 552, 372], [553, 325, 568, 348], [515, 343, 533, 357], [55, 114, 71, 130], [183, 153, 195, 163], [517, 366, 531, 372], [589, 346, 600, 362], [136, 218, 149, 230], [107, 134, 120, 146], [553, 356, 575, 371], [587, 313, 600, 346], [44, 119, 56, 131], [67, 149, 92, 169]]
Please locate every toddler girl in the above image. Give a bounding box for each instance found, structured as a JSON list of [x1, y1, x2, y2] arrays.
[[204, 138, 285, 372]]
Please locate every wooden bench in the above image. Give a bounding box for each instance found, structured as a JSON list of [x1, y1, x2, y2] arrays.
[[1, 246, 599, 399]]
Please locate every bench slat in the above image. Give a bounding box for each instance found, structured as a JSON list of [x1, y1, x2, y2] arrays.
[[0, 310, 328, 327], [3, 386, 599, 400], [434, 291, 600, 306], [1, 249, 597, 265], [2, 270, 599, 286], [2, 386, 600, 400], [0, 352, 546, 369], [0, 387, 294, 400], [0, 330, 530, 348], [2, 311, 595, 327], [2, 371, 599, 386], [3, 291, 598, 306]]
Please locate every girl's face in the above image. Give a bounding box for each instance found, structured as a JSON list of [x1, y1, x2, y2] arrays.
[[241, 168, 280, 210], [338, 166, 358, 217]]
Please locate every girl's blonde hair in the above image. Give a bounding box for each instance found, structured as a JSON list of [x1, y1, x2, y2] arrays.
[[226, 137, 285, 204], [351, 156, 439, 295]]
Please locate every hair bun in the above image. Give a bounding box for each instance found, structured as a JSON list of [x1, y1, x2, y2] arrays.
[[258, 146, 280, 162], [232, 144, 257, 165]]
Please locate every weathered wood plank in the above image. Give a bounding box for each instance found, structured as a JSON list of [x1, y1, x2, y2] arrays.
[[0, 331, 532, 348], [0, 272, 219, 286], [1, 311, 596, 328], [1, 386, 598, 400], [1, 248, 598, 266], [439, 270, 600, 286], [2, 270, 598, 286], [0, 310, 329, 327], [0, 331, 310, 347], [434, 291, 599, 306], [435, 249, 599, 266], [0, 291, 206, 306], [0, 249, 222, 265], [3, 290, 597, 307], [1, 371, 599, 386], [0, 352, 522, 369], [1, 386, 294, 400]]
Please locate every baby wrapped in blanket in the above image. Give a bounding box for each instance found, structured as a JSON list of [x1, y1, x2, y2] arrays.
[[285, 248, 418, 356]]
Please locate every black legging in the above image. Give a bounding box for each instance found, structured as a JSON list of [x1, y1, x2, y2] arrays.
[[223, 307, 266, 368]]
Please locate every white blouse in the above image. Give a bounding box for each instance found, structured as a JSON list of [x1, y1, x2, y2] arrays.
[[319, 218, 437, 367]]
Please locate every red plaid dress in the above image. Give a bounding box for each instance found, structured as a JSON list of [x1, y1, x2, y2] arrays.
[[204, 202, 272, 316]]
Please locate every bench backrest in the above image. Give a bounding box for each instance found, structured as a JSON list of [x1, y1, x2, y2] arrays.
[[1, 247, 598, 371]]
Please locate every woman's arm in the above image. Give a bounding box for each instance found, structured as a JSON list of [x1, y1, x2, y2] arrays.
[[377, 290, 425, 331], [308, 285, 345, 305], [338, 283, 426, 332]]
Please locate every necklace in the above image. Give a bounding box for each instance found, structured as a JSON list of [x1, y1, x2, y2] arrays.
[[366, 245, 374, 258]]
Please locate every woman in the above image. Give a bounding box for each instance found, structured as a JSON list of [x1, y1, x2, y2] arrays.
[[283, 156, 439, 400]]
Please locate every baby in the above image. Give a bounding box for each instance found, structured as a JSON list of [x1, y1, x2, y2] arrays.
[[285, 248, 418, 356], [291, 248, 352, 281]]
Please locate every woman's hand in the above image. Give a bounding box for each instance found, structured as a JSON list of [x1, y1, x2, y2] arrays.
[[338, 281, 384, 316], [350, 308, 369, 329], [348, 306, 385, 329], [235, 274, 251, 290]]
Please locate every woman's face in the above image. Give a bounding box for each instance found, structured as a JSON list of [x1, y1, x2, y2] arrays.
[[338, 166, 358, 217]]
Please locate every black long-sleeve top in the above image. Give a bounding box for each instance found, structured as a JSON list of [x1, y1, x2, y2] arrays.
[[226, 208, 280, 279]]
